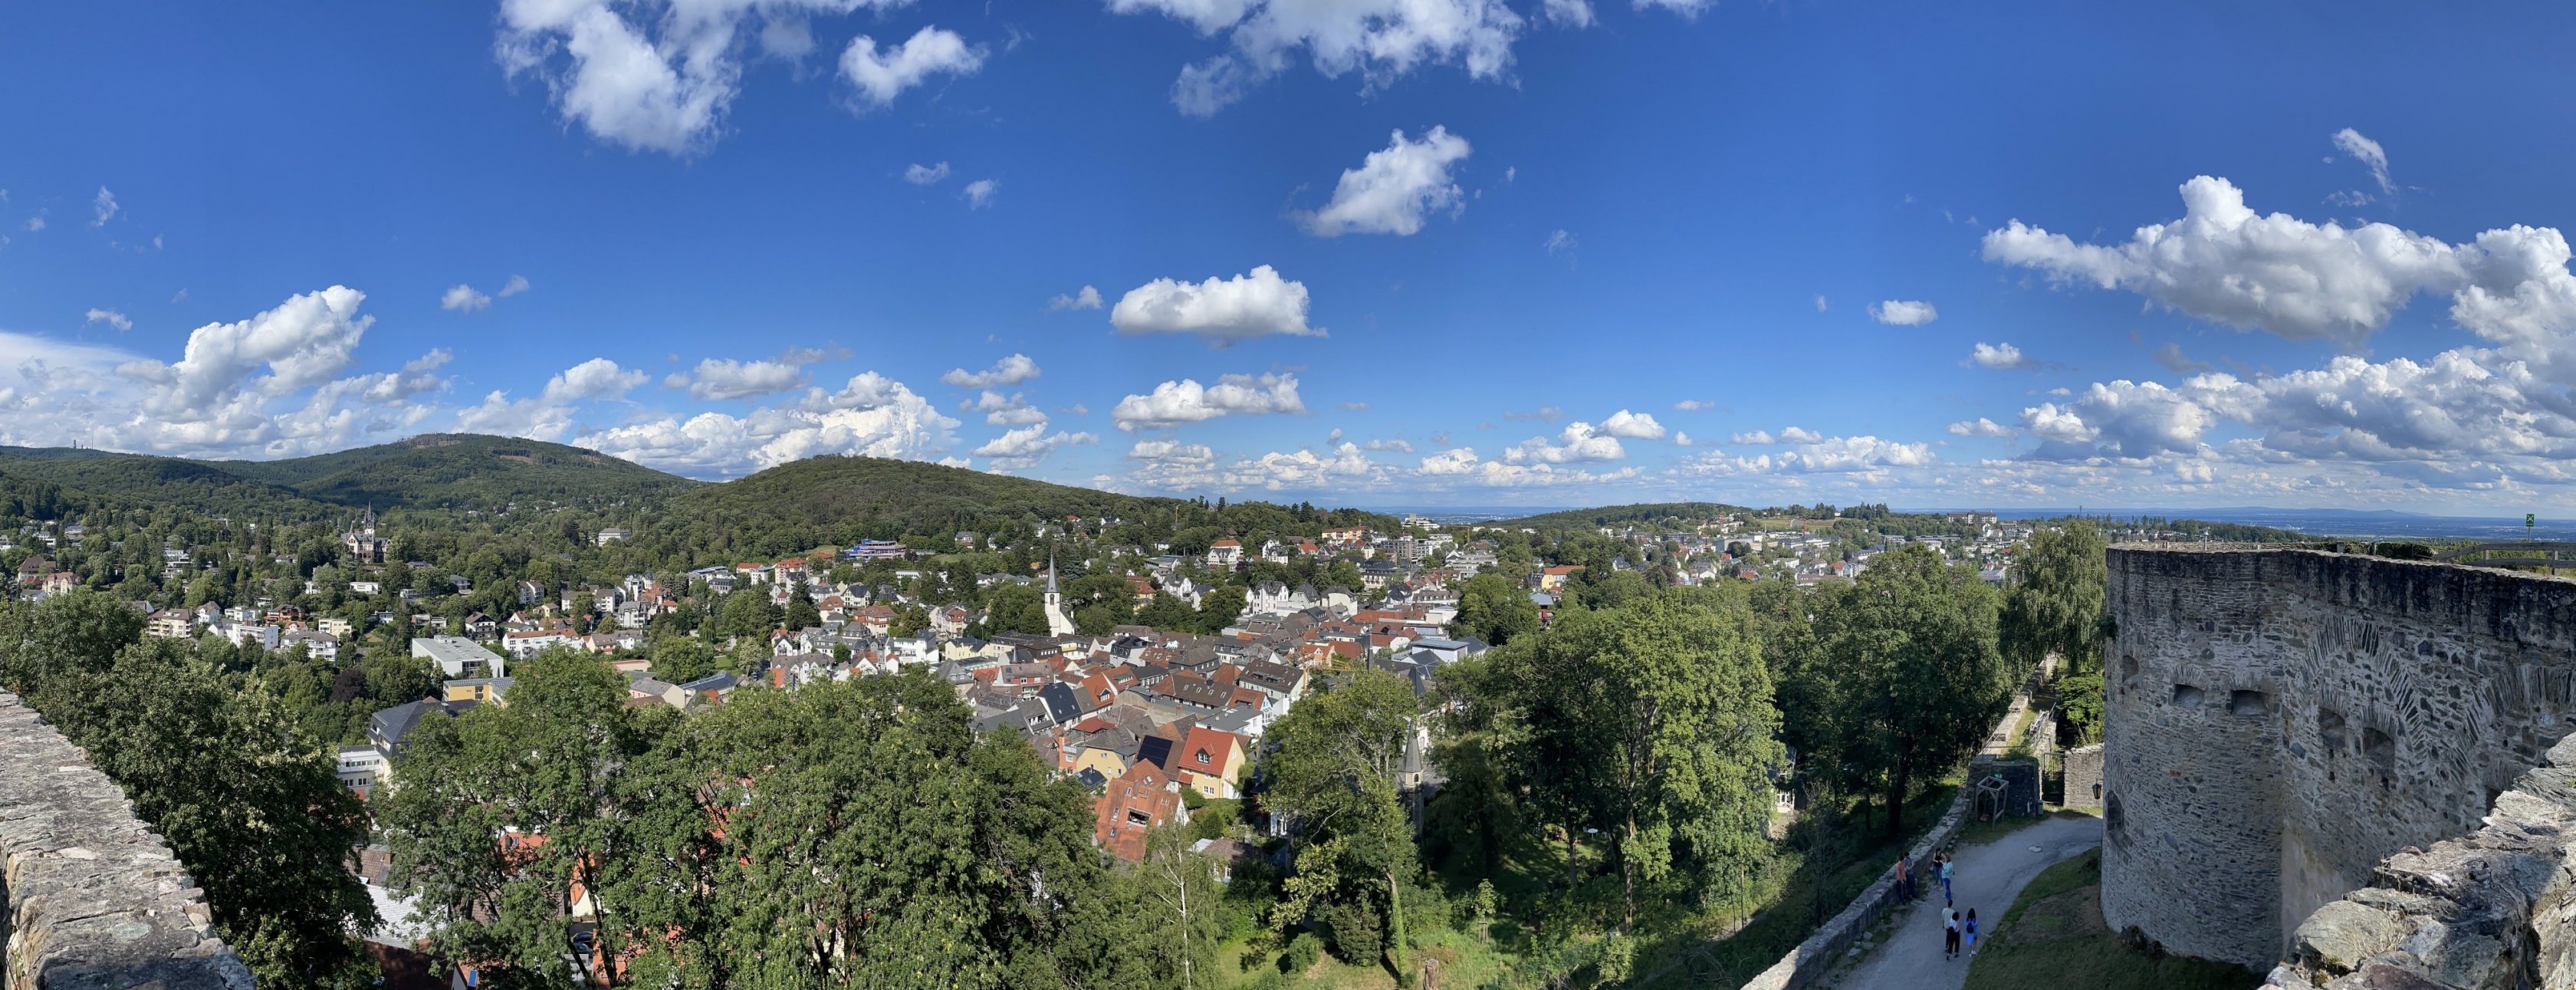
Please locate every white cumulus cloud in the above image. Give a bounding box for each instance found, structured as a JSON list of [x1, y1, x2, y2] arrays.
[[495, 0, 910, 156], [840, 26, 984, 107], [1505, 420, 1625, 464], [441, 285, 491, 312], [1947, 417, 2016, 439], [1597, 409, 1666, 439], [578, 371, 958, 477], [941, 354, 1040, 389], [905, 161, 951, 185], [1113, 0, 1525, 117], [665, 357, 810, 400], [972, 421, 1098, 470], [1969, 341, 2032, 370], [1112, 373, 1305, 430], [1296, 127, 1472, 236], [1110, 265, 1321, 344], [1869, 299, 1938, 325]]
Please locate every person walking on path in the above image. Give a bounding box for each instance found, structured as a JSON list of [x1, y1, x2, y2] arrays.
[[1943, 909, 1960, 960], [1964, 909, 1978, 953], [1895, 854, 1914, 902], [1939, 853, 1955, 906]]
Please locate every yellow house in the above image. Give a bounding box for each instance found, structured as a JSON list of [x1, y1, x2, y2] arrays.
[[1178, 726, 1247, 800], [1067, 742, 1129, 783], [442, 676, 511, 705]]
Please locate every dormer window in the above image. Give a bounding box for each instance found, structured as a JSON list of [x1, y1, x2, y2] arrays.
[[1197, 749, 1211, 765]]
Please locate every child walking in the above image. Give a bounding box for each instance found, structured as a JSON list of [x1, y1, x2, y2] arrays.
[[1965, 908, 1979, 953]]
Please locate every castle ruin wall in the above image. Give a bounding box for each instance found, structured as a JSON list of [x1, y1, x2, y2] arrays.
[[2104, 547, 2576, 970], [0, 689, 251, 989]]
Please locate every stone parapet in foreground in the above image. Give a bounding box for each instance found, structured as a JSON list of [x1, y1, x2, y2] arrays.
[[0, 689, 252, 989], [2264, 732, 2576, 989]]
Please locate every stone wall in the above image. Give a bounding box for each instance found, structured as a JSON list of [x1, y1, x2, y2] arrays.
[[2104, 547, 2576, 971], [2263, 732, 2576, 988], [0, 690, 251, 989], [2062, 743, 2103, 811]]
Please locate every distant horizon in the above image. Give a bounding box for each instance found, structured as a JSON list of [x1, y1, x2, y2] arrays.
[[8, 432, 2560, 525]]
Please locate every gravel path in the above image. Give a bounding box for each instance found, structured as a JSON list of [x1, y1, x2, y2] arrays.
[[1826, 815, 2103, 990]]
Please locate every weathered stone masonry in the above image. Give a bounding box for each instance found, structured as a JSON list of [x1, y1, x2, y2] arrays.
[[2104, 547, 2576, 972], [0, 689, 251, 989], [2062, 743, 2103, 811]]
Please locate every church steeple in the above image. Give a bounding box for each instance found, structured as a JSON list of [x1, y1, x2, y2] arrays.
[[1040, 548, 1076, 637]]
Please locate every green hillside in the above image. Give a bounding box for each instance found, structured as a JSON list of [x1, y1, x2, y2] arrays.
[[1, 436, 1398, 552], [0, 449, 330, 520], [0, 434, 697, 518], [215, 434, 700, 510], [672, 454, 1168, 536], [1492, 502, 1756, 531]]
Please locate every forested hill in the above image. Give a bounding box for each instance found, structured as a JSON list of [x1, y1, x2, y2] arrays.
[[214, 434, 700, 510], [658, 454, 1402, 561], [0, 448, 329, 520], [0, 434, 698, 518], [0, 435, 1405, 556], [1491, 502, 1756, 531]]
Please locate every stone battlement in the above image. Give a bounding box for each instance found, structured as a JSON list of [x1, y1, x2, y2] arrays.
[[2103, 546, 2576, 974], [0, 689, 252, 989], [2264, 732, 2576, 988]]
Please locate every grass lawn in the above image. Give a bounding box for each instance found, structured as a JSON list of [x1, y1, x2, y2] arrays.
[[1965, 852, 2261, 990], [1211, 928, 1516, 988]]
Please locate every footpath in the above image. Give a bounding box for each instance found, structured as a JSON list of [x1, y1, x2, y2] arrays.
[[1820, 815, 2101, 990]]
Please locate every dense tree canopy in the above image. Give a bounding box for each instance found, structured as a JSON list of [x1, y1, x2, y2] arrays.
[[1484, 592, 1784, 926], [383, 653, 1211, 989], [2000, 521, 2108, 676], [1806, 545, 2008, 840]]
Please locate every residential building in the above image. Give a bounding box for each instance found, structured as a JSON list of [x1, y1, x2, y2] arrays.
[[1205, 538, 1244, 567], [1176, 725, 1247, 800], [413, 635, 508, 679], [1092, 760, 1189, 863], [342, 505, 389, 564]]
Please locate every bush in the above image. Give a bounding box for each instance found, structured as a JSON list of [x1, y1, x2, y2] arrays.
[[1283, 932, 1324, 974], [1322, 900, 1385, 962]]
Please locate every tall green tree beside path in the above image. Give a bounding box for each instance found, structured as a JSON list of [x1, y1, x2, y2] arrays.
[[381, 649, 649, 988], [1812, 544, 2008, 841], [1497, 592, 1784, 927], [1260, 668, 1421, 973], [2000, 521, 2108, 676], [0, 594, 379, 987]]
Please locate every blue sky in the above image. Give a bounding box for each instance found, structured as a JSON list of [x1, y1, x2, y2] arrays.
[[5, 2, 2575, 511]]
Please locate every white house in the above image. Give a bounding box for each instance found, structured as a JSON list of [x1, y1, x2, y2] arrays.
[[412, 635, 508, 679]]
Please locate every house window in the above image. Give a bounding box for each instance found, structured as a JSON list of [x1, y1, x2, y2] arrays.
[[1197, 750, 1211, 765], [1127, 809, 1154, 827]]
